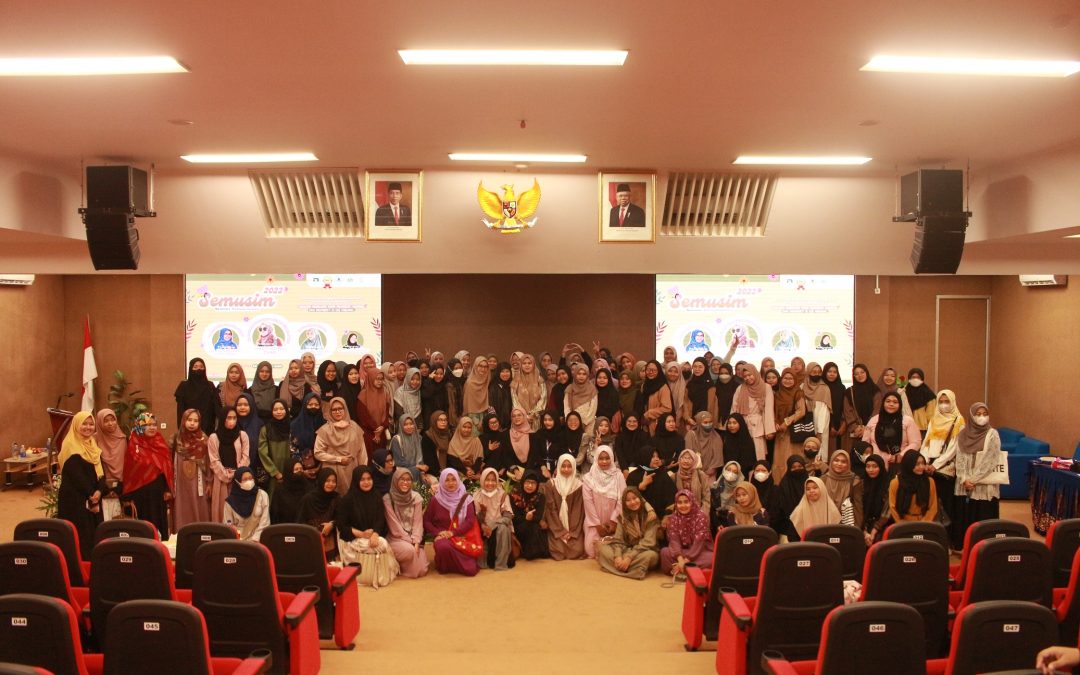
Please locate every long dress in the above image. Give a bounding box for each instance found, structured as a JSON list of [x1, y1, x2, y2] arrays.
[[596, 514, 660, 579], [510, 486, 549, 560], [313, 420, 366, 496], [208, 432, 250, 523], [773, 397, 808, 483], [383, 492, 430, 578], [172, 436, 211, 530], [582, 483, 620, 559], [542, 483, 586, 561], [423, 499, 481, 576], [124, 432, 175, 539], [257, 426, 292, 500], [57, 456, 105, 560]]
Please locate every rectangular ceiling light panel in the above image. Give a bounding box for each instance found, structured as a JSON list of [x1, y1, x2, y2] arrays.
[[399, 49, 627, 66]]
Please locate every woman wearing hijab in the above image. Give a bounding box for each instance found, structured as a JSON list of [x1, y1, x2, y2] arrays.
[[234, 393, 264, 487], [875, 367, 899, 404], [356, 368, 393, 452], [561, 411, 589, 469], [316, 360, 342, 418], [860, 454, 890, 545], [208, 407, 249, 523], [594, 368, 622, 431], [249, 362, 277, 422], [382, 468, 429, 578], [271, 458, 311, 524], [510, 470, 549, 560], [708, 460, 743, 532], [393, 367, 423, 428], [663, 361, 689, 431], [749, 460, 776, 514], [370, 448, 396, 496], [94, 408, 127, 483], [297, 468, 341, 559], [564, 363, 598, 436], [289, 392, 325, 462], [486, 362, 514, 430], [256, 399, 292, 500], [508, 354, 546, 431], [596, 487, 659, 580], [952, 402, 1002, 535], [508, 407, 540, 474], [424, 468, 482, 576], [473, 467, 515, 570], [822, 362, 847, 451], [531, 411, 566, 479], [683, 357, 717, 427], [217, 363, 248, 410], [581, 446, 626, 559], [336, 467, 399, 584], [617, 370, 640, 422], [790, 476, 841, 538], [123, 412, 175, 538], [670, 448, 711, 513], [222, 466, 270, 541], [713, 363, 740, 421], [863, 391, 921, 471], [899, 367, 936, 432], [314, 397, 367, 495], [889, 450, 938, 523], [421, 410, 452, 481], [547, 365, 571, 418], [842, 364, 881, 453], [389, 414, 427, 483], [461, 357, 491, 426], [614, 413, 649, 476], [299, 352, 319, 390], [443, 417, 481, 481], [662, 489, 715, 576], [278, 359, 313, 419], [772, 368, 807, 480], [175, 357, 217, 434], [57, 411, 107, 559], [479, 413, 511, 475], [715, 413, 754, 481], [772, 455, 809, 541], [542, 453, 586, 561], [720, 480, 770, 529], [652, 413, 684, 469], [921, 389, 965, 546], [801, 362, 833, 450], [822, 449, 863, 527], [638, 360, 674, 436], [730, 365, 775, 464], [172, 409, 212, 530]]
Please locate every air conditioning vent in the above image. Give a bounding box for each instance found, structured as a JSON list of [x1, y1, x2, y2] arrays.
[[0, 274, 35, 286], [660, 172, 777, 236], [1019, 275, 1067, 287], [249, 169, 364, 238]]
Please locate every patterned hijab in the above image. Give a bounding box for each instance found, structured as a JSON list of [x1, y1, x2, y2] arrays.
[[667, 488, 710, 547]]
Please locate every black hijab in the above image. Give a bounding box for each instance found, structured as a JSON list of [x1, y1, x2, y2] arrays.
[[214, 407, 240, 468], [594, 370, 621, 420], [614, 414, 649, 470], [626, 447, 677, 517], [561, 412, 585, 456], [336, 466, 387, 540], [271, 458, 311, 524], [266, 398, 293, 443], [225, 466, 258, 518], [316, 360, 341, 405], [775, 454, 809, 517], [652, 412, 683, 464], [175, 358, 217, 432], [549, 365, 571, 413], [861, 454, 889, 527], [749, 459, 776, 510], [297, 467, 339, 525], [640, 360, 668, 401], [289, 392, 325, 457], [713, 363, 740, 419], [849, 363, 880, 423], [894, 450, 931, 517], [720, 413, 756, 478], [874, 392, 905, 457], [822, 362, 846, 424], [370, 448, 394, 495], [337, 365, 362, 412], [685, 357, 713, 415], [904, 368, 937, 412]]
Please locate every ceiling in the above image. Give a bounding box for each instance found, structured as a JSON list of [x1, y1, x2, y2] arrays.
[[0, 0, 1078, 173]]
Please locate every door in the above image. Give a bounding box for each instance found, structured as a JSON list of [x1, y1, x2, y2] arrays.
[[935, 296, 990, 408]]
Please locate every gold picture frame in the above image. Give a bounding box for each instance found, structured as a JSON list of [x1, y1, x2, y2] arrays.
[[598, 171, 656, 243], [364, 170, 423, 242]]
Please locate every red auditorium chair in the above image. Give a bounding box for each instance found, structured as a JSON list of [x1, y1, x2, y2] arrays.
[[860, 538, 951, 657], [716, 542, 843, 675], [259, 524, 360, 650], [103, 599, 272, 674], [175, 522, 239, 590], [949, 519, 1029, 591], [1052, 547, 1080, 646], [926, 600, 1058, 675], [882, 520, 950, 552], [193, 540, 320, 675], [681, 525, 777, 651], [951, 538, 1053, 612], [92, 518, 160, 546], [0, 594, 102, 675], [13, 518, 91, 588], [1046, 517, 1080, 588], [0, 663, 51, 674], [802, 524, 865, 581], [89, 538, 191, 646], [760, 601, 926, 675], [0, 541, 89, 616]]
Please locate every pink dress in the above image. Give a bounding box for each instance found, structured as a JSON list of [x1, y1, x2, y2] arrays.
[[582, 484, 620, 559], [207, 432, 250, 523], [383, 492, 430, 578]]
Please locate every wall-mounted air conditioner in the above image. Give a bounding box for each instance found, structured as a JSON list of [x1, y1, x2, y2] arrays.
[[1019, 275, 1068, 287], [0, 275, 35, 286]]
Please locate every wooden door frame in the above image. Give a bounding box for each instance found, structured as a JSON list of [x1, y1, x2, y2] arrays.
[[934, 294, 991, 404]]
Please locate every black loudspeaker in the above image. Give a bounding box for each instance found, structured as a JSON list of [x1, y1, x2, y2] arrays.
[[900, 169, 964, 218], [86, 165, 149, 213], [910, 215, 967, 274], [85, 212, 140, 270]]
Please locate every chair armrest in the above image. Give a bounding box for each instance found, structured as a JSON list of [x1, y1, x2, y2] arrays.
[[686, 566, 709, 594], [330, 564, 360, 594], [761, 651, 799, 675], [283, 589, 319, 629], [174, 588, 193, 604], [231, 649, 273, 675], [83, 653, 105, 675], [1053, 587, 1067, 608], [718, 588, 753, 630]]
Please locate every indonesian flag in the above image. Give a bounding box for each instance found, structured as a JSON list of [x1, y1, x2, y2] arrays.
[[81, 315, 97, 412]]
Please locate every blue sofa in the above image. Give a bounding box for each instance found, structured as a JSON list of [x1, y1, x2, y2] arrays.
[[1001, 435, 1051, 500]]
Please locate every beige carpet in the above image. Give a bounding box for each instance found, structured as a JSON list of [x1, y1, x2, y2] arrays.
[[0, 486, 1035, 674]]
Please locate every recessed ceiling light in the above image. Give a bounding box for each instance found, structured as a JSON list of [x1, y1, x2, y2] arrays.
[[0, 56, 187, 76], [400, 49, 627, 66], [733, 156, 872, 166], [449, 152, 587, 163], [180, 152, 318, 164], [861, 55, 1080, 78]]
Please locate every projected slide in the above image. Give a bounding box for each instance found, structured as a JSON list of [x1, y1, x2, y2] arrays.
[[185, 274, 382, 381], [655, 275, 854, 369]]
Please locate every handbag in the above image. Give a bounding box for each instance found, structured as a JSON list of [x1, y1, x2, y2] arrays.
[[979, 437, 1010, 485], [788, 398, 817, 443], [356, 550, 399, 589]]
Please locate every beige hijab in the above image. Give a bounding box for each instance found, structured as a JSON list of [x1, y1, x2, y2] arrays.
[[790, 476, 841, 537], [565, 363, 598, 412], [511, 353, 545, 411], [314, 397, 367, 464], [801, 362, 833, 412], [448, 419, 483, 466], [461, 358, 491, 414]]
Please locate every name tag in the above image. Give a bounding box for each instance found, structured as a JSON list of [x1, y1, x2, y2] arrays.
[[903, 556, 916, 564], [869, 624, 886, 633], [143, 622, 160, 631], [797, 560, 811, 568], [11, 618, 27, 627], [120, 556, 133, 564], [1003, 624, 1020, 633], [284, 536, 296, 543], [224, 556, 237, 564]]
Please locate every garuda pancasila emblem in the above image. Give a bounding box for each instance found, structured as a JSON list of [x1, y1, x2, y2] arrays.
[[477, 180, 541, 234]]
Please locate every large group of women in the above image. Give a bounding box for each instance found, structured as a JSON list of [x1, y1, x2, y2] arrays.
[[54, 340, 1004, 587]]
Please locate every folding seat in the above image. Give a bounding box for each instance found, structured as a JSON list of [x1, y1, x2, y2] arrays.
[[13, 518, 90, 587], [1046, 517, 1080, 588], [1055, 547, 1080, 646], [760, 601, 926, 675], [259, 524, 360, 650], [89, 538, 190, 647], [93, 518, 159, 546], [860, 539, 951, 657], [949, 519, 1029, 590], [716, 542, 844, 675], [882, 520, 950, 553], [0, 594, 103, 675], [0, 541, 89, 614], [681, 525, 777, 651], [175, 522, 239, 590], [103, 599, 272, 674], [926, 600, 1058, 675], [953, 538, 1053, 611], [802, 524, 865, 581], [193, 540, 320, 675]]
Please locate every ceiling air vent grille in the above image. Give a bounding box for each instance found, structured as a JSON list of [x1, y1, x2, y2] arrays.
[[660, 172, 777, 236], [249, 169, 364, 238]]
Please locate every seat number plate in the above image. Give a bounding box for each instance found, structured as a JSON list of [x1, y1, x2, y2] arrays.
[[120, 556, 133, 564], [285, 536, 296, 543], [1003, 624, 1020, 632], [224, 556, 237, 564], [903, 556, 916, 564], [144, 622, 160, 631], [869, 624, 886, 633], [797, 560, 810, 567]]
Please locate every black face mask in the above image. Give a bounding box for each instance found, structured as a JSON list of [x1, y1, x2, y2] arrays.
[[190, 368, 208, 383], [809, 375, 822, 383], [682, 369, 692, 380]]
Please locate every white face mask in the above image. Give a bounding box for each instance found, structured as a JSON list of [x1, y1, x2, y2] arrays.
[[452, 368, 464, 378], [240, 479, 256, 491], [938, 403, 952, 414], [753, 471, 769, 482], [973, 415, 989, 426], [718, 373, 732, 383], [908, 378, 923, 388], [723, 470, 739, 482]]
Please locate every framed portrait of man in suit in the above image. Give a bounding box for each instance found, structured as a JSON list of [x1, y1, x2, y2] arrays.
[[598, 171, 655, 242], [364, 170, 422, 241]]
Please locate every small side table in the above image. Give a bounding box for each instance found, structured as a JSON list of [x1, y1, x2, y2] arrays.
[[3, 451, 50, 491]]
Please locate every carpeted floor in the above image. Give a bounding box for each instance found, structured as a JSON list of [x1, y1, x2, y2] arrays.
[[0, 484, 1036, 674]]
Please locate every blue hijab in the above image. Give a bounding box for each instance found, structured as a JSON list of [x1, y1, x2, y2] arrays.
[[225, 466, 258, 518], [234, 392, 263, 450], [289, 391, 325, 457]]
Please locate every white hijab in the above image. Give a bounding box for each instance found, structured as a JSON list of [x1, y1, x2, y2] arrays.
[[582, 445, 625, 501], [552, 452, 583, 531]]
